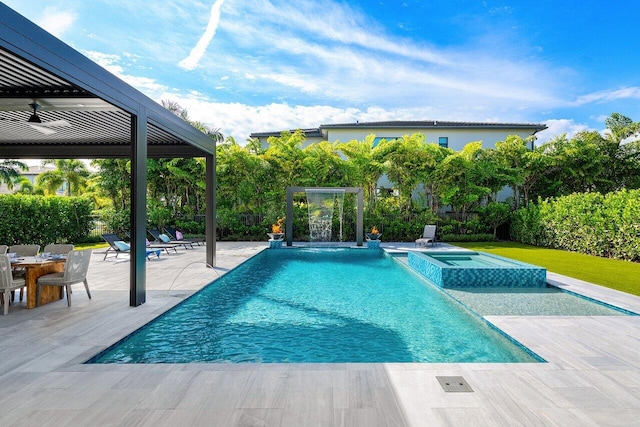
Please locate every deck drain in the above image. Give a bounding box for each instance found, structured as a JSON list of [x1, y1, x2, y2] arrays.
[[436, 376, 474, 392]]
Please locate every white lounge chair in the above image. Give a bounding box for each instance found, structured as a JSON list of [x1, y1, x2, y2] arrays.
[[415, 225, 437, 247]]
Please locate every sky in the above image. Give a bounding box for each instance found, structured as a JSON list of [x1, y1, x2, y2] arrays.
[[4, 0, 640, 144]]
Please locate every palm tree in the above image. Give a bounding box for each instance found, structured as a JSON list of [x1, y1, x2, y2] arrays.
[[7, 175, 35, 194], [162, 99, 224, 142], [0, 159, 27, 187], [36, 159, 90, 196]]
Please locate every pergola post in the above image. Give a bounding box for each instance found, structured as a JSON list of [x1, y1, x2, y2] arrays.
[[206, 153, 216, 266], [130, 110, 147, 307], [286, 187, 294, 247], [356, 188, 364, 246]]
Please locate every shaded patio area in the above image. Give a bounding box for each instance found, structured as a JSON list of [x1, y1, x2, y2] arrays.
[[1, 242, 639, 426]]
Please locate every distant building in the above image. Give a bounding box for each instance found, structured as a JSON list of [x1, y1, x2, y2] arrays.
[[250, 120, 548, 150], [0, 165, 63, 195], [251, 120, 548, 204]]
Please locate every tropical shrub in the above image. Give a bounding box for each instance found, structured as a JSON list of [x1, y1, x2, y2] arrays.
[[0, 194, 94, 246], [510, 189, 640, 261]]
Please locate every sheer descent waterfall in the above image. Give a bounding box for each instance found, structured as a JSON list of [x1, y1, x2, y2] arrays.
[[306, 189, 345, 242]]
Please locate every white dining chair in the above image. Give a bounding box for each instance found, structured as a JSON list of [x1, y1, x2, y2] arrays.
[[36, 249, 92, 307], [1, 254, 26, 315]]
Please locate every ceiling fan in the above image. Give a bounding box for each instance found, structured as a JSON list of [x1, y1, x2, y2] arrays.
[[0, 101, 72, 135]]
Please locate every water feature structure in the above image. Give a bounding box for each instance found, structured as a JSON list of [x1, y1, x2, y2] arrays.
[[285, 187, 364, 246], [306, 189, 345, 242]]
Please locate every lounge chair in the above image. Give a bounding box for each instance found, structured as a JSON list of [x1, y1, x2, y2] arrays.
[[101, 234, 163, 260], [101, 233, 127, 260], [145, 238, 179, 255], [164, 226, 202, 246], [148, 229, 193, 249], [113, 241, 161, 260], [122, 232, 179, 255], [415, 225, 437, 247]]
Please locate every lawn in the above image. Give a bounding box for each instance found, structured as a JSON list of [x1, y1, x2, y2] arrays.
[[76, 242, 109, 250], [453, 241, 640, 297]]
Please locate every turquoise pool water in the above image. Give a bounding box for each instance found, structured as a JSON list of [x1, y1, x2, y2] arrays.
[[429, 253, 518, 267], [88, 248, 540, 364]]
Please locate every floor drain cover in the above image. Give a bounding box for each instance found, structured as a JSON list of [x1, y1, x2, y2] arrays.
[[436, 376, 474, 392]]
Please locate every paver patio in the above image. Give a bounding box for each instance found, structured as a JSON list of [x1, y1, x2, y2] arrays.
[[1, 242, 639, 426]]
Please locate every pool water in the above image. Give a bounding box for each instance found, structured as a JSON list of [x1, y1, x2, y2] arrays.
[[445, 287, 635, 316], [88, 248, 541, 364], [429, 253, 517, 267]]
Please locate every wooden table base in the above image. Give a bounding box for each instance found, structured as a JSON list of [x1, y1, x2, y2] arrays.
[[20, 261, 66, 309]]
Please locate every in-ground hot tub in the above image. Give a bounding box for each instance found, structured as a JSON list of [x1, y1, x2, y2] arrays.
[[407, 251, 547, 288]]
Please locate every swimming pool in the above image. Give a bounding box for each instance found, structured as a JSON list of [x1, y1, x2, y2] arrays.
[[88, 248, 541, 364]]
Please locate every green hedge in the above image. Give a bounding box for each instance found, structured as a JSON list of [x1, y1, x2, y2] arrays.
[[0, 195, 94, 246], [510, 189, 640, 262]]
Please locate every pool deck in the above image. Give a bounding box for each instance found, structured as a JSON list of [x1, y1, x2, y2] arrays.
[[1, 241, 639, 426]]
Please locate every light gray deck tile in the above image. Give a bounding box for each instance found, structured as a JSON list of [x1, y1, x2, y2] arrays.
[[533, 407, 600, 427], [580, 408, 640, 427]]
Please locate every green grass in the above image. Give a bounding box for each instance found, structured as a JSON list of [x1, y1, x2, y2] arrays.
[[74, 242, 109, 250], [453, 241, 640, 297]]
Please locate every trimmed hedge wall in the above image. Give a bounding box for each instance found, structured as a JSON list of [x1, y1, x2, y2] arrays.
[[510, 189, 640, 262], [0, 195, 94, 246]]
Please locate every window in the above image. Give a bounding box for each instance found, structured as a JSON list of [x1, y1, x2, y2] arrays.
[[373, 136, 397, 147], [438, 137, 448, 148]]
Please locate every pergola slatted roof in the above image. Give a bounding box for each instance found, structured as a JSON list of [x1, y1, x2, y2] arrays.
[[0, 45, 211, 158]]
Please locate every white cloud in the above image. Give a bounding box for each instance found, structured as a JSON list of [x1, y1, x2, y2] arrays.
[[209, 0, 562, 114], [178, 0, 227, 70], [84, 51, 169, 95], [37, 7, 77, 38], [574, 87, 640, 105], [535, 119, 590, 144]]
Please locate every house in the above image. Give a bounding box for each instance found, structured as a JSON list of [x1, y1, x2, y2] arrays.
[[0, 165, 60, 195], [250, 120, 548, 150]]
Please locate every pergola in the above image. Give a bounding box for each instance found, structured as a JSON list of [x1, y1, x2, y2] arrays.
[[0, 5, 217, 307]]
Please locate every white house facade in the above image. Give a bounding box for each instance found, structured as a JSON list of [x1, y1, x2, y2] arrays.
[[250, 120, 548, 150]]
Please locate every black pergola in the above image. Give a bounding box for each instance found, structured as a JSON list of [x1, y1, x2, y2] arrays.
[[0, 5, 216, 307]]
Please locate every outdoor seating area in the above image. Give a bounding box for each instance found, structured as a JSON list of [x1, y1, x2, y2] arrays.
[[1, 243, 76, 314]]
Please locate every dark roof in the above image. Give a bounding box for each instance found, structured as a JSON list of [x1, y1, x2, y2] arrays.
[[0, 4, 215, 158], [249, 128, 323, 138], [320, 120, 547, 131]]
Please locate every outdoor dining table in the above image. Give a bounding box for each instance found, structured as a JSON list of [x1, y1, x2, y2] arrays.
[[11, 257, 66, 309]]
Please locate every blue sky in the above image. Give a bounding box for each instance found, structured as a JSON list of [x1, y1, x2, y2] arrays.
[[4, 0, 640, 144]]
